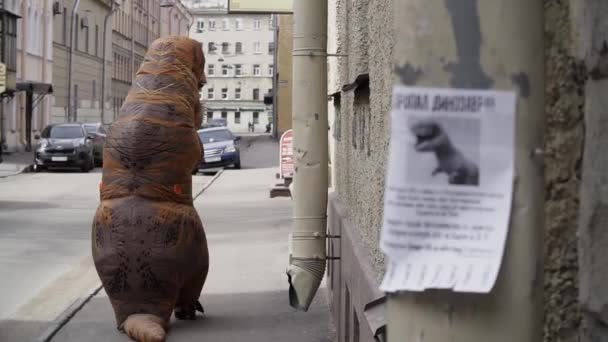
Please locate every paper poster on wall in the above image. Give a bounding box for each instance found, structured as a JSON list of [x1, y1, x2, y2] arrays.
[[379, 86, 516, 293]]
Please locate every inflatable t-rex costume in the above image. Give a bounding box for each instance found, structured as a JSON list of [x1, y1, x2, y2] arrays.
[[92, 36, 208, 342]]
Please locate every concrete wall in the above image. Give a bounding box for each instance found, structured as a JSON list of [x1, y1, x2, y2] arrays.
[[570, 1, 608, 340], [327, 0, 599, 341], [543, 0, 584, 340], [327, 0, 394, 340]]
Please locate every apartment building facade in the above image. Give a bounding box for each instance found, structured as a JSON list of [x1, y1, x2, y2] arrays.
[[185, 0, 274, 133], [51, 0, 111, 125], [0, 0, 53, 153], [110, 0, 191, 121]]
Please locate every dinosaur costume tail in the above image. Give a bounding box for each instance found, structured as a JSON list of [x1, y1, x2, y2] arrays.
[[123, 314, 167, 342]]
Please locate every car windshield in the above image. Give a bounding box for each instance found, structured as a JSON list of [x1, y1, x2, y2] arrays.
[[48, 126, 84, 139], [83, 126, 96, 134], [199, 129, 233, 143]]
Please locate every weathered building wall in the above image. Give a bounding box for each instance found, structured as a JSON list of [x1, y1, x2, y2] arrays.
[[543, 0, 585, 340], [327, 0, 597, 341], [327, 0, 394, 341], [570, 0, 608, 340]]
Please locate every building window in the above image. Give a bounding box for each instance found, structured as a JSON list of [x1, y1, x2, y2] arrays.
[[253, 88, 260, 100], [63, 7, 67, 45], [235, 42, 243, 54], [222, 42, 230, 54], [234, 112, 241, 124], [208, 88, 214, 99], [92, 80, 96, 108], [268, 42, 275, 54], [268, 64, 274, 76], [208, 64, 215, 76], [221, 111, 228, 119], [221, 88, 228, 99], [253, 111, 259, 124], [196, 19, 204, 33], [234, 64, 242, 76], [235, 18, 243, 30], [235, 88, 241, 99], [222, 18, 229, 30], [75, 14, 79, 50], [84, 25, 89, 53], [208, 42, 216, 53], [207, 111, 213, 120], [253, 42, 261, 54], [269, 15, 275, 29], [253, 18, 261, 30], [95, 25, 99, 56], [253, 64, 261, 76], [208, 19, 216, 30], [222, 65, 230, 76]]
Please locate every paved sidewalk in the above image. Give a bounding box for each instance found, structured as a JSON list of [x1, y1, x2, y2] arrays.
[[0, 151, 33, 177], [51, 167, 334, 342]]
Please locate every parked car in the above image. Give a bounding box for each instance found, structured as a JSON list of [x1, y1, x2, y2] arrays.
[[195, 127, 242, 172], [82, 123, 107, 166], [33, 124, 96, 172]]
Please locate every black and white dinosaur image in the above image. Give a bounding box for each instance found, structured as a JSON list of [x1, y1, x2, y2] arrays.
[[410, 119, 479, 186]]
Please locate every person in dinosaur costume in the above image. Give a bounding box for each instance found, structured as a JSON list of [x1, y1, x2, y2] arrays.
[[92, 36, 208, 342]]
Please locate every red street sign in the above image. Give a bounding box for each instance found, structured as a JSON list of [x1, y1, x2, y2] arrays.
[[280, 129, 294, 179]]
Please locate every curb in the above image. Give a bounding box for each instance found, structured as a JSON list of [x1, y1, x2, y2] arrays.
[[37, 285, 103, 342], [194, 168, 224, 200], [36, 171, 224, 342], [0, 164, 32, 178]]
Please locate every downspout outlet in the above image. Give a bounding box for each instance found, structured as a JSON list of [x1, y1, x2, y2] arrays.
[[287, 231, 327, 311]]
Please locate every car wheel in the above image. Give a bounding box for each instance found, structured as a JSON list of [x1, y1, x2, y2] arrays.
[[234, 159, 242, 169], [192, 168, 198, 175], [34, 164, 45, 172], [81, 155, 93, 173]]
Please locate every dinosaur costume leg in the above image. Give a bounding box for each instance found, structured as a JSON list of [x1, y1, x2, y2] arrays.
[[92, 36, 208, 342]]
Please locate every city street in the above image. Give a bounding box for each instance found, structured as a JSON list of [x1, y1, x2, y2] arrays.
[[0, 136, 332, 341]]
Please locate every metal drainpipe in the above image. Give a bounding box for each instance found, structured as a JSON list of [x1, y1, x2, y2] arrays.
[[101, 2, 119, 125], [40, 0, 48, 131], [271, 14, 278, 139], [130, 0, 135, 80], [286, 0, 329, 312], [387, 1, 544, 340], [67, 0, 82, 123], [18, 0, 27, 148]]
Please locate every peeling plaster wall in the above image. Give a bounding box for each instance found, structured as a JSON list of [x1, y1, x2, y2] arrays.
[[543, 0, 585, 341], [331, 0, 394, 279], [571, 0, 608, 340], [330, 1, 591, 339]]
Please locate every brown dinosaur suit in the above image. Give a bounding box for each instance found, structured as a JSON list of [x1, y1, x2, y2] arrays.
[[92, 36, 208, 342]]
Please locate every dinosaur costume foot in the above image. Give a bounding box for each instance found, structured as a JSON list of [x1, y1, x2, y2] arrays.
[[174, 301, 205, 320]]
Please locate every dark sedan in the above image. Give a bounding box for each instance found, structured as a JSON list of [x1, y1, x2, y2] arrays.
[[34, 124, 96, 172], [195, 127, 242, 172]]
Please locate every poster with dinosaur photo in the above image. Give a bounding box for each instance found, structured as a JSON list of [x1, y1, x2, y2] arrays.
[[380, 86, 516, 294]]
